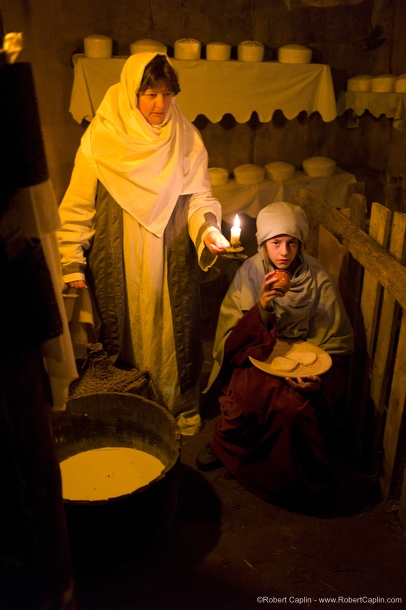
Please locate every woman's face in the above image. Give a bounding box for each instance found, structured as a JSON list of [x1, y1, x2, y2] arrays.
[[265, 234, 299, 269], [137, 80, 174, 125]]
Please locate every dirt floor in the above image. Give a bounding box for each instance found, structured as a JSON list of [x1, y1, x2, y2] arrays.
[[71, 411, 406, 610]]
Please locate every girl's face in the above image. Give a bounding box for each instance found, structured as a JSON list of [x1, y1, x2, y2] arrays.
[[137, 80, 174, 125], [265, 234, 299, 269]]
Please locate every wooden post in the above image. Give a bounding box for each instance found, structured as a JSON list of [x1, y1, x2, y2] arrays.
[[377, 211, 406, 499], [360, 203, 392, 475]]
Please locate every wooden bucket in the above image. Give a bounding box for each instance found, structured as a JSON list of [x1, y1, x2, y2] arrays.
[[52, 392, 181, 564]]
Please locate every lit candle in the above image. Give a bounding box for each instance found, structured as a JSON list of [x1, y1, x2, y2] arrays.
[[230, 214, 241, 246]]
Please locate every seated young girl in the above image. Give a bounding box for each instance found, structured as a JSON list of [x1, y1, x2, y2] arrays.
[[197, 201, 354, 511]]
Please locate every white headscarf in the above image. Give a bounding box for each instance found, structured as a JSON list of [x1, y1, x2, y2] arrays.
[[81, 52, 211, 237], [256, 201, 308, 248]]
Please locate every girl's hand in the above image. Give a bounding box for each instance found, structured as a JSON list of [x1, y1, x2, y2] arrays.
[[260, 270, 287, 310], [67, 280, 88, 289], [285, 375, 321, 393]]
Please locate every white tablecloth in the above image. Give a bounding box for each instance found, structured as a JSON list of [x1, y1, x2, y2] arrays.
[[337, 90, 406, 131], [69, 54, 338, 124], [213, 168, 356, 223]]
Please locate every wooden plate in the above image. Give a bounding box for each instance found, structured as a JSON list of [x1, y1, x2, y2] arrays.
[[249, 339, 332, 378]]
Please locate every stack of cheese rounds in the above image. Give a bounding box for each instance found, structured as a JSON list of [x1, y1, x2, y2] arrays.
[[234, 163, 265, 184]]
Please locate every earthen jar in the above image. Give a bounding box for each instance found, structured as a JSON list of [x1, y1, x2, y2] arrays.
[[273, 269, 291, 293]]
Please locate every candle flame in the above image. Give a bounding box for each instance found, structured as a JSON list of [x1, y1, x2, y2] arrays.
[[230, 214, 242, 245]]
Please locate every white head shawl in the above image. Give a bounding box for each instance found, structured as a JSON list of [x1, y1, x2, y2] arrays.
[[256, 201, 308, 248], [80, 52, 211, 237]]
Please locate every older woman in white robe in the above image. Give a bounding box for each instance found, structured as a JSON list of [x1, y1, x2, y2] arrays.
[[57, 52, 229, 435]]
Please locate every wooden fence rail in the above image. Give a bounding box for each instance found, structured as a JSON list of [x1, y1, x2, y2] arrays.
[[294, 188, 406, 528]]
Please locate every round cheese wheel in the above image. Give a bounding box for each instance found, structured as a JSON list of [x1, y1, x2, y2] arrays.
[[206, 42, 231, 61], [237, 40, 264, 62], [265, 161, 295, 182], [174, 38, 201, 60], [278, 44, 312, 64], [347, 75, 372, 92], [395, 75, 406, 93], [302, 156, 336, 178], [84, 34, 112, 59], [130, 39, 167, 55], [371, 74, 396, 93], [209, 167, 230, 186], [234, 163, 265, 184]]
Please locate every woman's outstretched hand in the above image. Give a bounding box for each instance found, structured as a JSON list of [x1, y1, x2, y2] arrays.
[[204, 231, 230, 255]]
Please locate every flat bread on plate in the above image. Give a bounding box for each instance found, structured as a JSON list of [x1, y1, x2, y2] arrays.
[[285, 350, 317, 365], [249, 339, 332, 378], [271, 356, 298, 372]]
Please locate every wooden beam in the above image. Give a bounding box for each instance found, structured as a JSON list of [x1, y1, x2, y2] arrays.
[[294, 189, 406, 310]]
